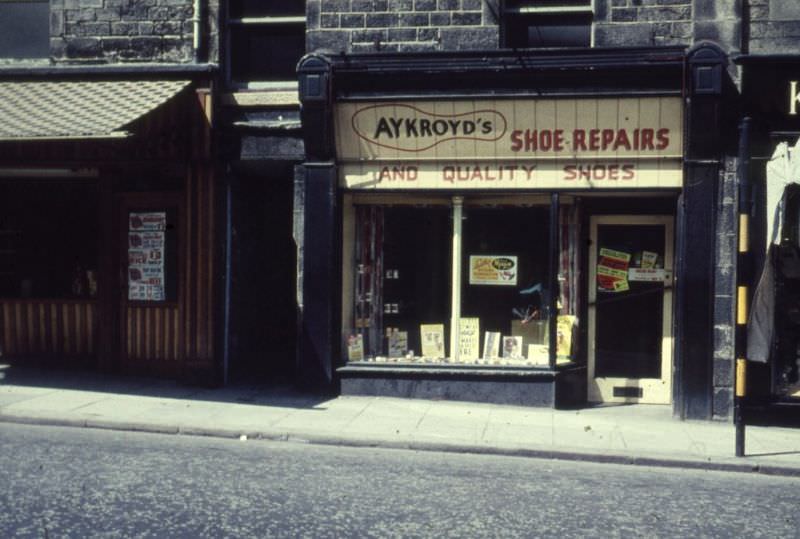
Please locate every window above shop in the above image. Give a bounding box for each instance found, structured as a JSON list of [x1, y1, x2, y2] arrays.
[[0, 0, 49, 60], [225, 0, 306, 89], [502, 0, 593, 49]]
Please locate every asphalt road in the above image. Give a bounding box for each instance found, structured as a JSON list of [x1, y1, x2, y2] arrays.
[[0, 423, 798, 538]]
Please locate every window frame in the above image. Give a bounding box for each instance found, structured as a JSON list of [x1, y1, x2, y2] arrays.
[[224, 4, 305, 90], [501, 0, 595, 50], [0, 0, 50, 61]]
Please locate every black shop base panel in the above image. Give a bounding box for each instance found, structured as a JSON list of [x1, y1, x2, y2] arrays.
[[337, 363, 586, 408]]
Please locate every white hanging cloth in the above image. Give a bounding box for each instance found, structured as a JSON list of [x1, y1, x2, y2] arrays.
[[748, 138, 800, 363]]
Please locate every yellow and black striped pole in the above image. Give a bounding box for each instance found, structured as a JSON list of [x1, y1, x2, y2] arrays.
[[735, 117, 752, 457]]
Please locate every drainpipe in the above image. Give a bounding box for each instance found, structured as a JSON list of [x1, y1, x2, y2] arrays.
[[192, 0, 202, 62], [735, 116, 753, 457]]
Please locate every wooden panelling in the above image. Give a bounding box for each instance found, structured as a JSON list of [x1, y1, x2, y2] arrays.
[[179, 163, 216, 365], [125, 305, 180, 362], [0, 299, 96, 359], [119, 161, 217, 374]]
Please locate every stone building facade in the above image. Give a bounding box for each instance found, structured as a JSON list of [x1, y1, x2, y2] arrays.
[[294, 0, 800, 421]]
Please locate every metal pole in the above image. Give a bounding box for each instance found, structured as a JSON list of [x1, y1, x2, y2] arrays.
[[450, 196, 464, 361], [548, 193, 560, 369], [735, 117, 752, 457]]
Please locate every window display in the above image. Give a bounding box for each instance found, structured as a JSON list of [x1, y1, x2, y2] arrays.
[[347, 197, 580, 367]]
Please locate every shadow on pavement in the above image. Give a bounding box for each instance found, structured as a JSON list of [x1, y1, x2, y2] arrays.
[[0, 363, 333, 410]]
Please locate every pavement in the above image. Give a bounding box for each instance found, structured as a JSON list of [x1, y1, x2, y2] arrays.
[[1, 364, 799, 477]]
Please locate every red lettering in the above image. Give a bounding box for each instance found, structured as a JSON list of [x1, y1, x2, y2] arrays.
[[510, 130, 522, 152], [613, 129, 631, 151], [622, 164, 635, 179], [540, 130, 552, 151], [589, 129, 600, 151], [525, 129, 537, 151], [641, 129, 655, 150], [656, 128, 670, 150], [564, 165, 577, 180], [602, 129, 615, 150], [554, 129, 565, 151], [573, 130, 587, 151]]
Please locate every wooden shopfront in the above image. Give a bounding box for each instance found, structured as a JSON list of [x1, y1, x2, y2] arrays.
[[297, 46, 735, 416], [0, 70, 222, 383]]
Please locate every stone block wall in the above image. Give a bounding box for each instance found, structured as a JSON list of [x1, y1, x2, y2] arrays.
[[306, 0, 499, 53], [594, 0, 693, 47], [49, 0, 219, 63], [304, 0, 723, 55], [713, 158, 739, 420], [747, 0, 800, 53]]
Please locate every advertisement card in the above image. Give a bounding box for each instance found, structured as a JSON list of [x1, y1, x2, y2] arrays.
[[388, 331, 408, 358], [469, 255, 518, 286], [597, 247, 630, 293], [502, 336, 523, 359], [347, 334, 364, 362], [128, 212, 166, 301], [483, 331, 501, 359], [457, 318, 480, 361], [420, 324, 445, 358]]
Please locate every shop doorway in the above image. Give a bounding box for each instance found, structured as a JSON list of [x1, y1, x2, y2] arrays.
[[118, 193, 183, 376], [588, 215, 674, 404]]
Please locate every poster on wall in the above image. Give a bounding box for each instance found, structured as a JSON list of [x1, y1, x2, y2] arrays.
[[128, 212, 166, 301], [596, 248, 630, 293], [420, 324, 445, 358], [469, 255, 518, 286], [457, 318, 480, 361]]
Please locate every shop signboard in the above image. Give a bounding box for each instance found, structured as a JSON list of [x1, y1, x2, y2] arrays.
[[335, 97, 684, 190], [740, 58, 800, 132]]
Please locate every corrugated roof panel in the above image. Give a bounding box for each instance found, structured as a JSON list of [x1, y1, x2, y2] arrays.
[[0, 80, 191, 140]]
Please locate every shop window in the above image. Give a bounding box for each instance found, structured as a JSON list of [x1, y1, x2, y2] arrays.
[[0, 180, 98, 299], [226, 0, 305, 87], [345, 197, 581, 367], [502, 0, 593, 49], [0, 0, 49, 59]]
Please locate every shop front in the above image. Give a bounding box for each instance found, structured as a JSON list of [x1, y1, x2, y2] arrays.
[[297, 46, 733, 416], [0, 69, 221, 383], [738, 55, 800, 416]]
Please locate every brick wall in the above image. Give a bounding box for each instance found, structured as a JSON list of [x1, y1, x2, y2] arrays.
[[306, 0, 498, 53], [49, 0, 219, 63]]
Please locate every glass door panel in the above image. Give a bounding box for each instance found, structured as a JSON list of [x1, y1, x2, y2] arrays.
[[588, 215, 674, 404]]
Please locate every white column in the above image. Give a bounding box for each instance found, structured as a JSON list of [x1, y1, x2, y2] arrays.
[[449, 196, 463, 361]]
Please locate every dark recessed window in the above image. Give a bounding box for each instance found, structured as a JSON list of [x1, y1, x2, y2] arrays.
[[0, 0, 49, 59], [227, 0, 305, 86], [503, 0, 592, 49]]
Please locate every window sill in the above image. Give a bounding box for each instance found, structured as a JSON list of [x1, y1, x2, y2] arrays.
[[341, 358, 578, 374]]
